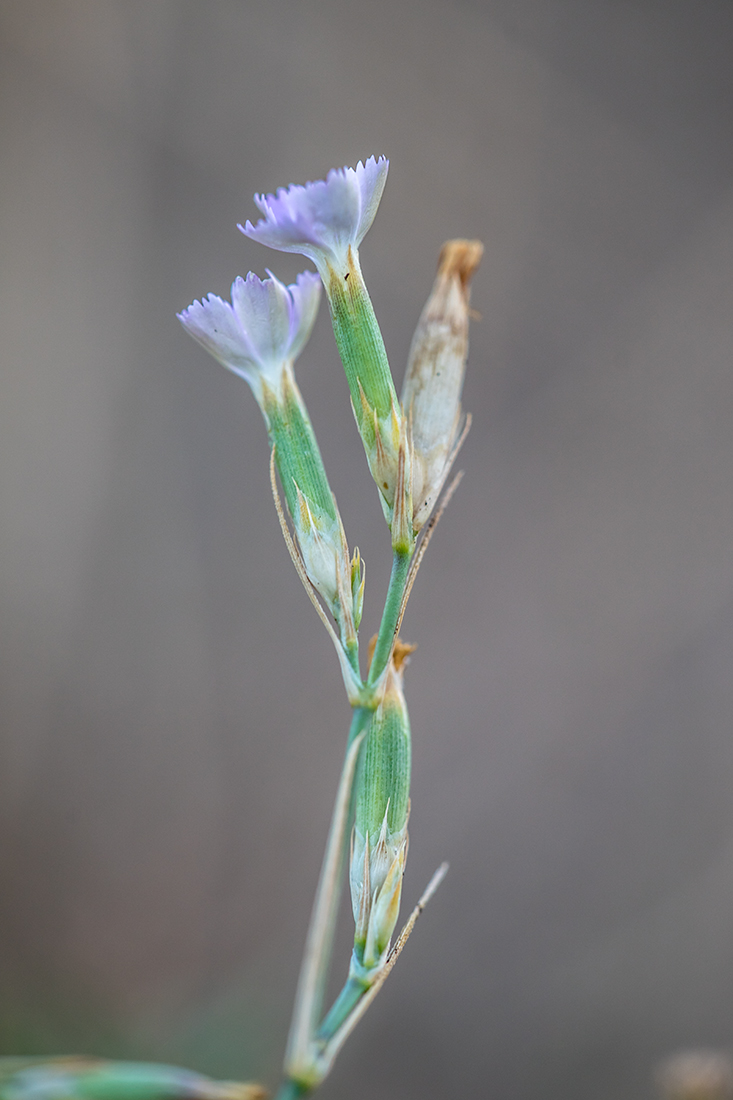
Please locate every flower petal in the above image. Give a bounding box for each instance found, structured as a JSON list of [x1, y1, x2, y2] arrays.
[[178, 271, 321, 387], [354, 156, 389, 247], [231, 272, 292, 369], [239, 157, 389, 274], [177, 294, 256, 381], [287, 270, 322, 360]]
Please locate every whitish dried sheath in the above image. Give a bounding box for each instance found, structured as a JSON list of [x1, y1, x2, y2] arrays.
[[402, 239, 483, 531]]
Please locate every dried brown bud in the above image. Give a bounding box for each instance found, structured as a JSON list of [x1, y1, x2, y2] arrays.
[[402, 239, 483, 531]]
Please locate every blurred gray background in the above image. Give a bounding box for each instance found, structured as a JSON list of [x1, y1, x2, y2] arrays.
[[1, 1, 733, 1097]]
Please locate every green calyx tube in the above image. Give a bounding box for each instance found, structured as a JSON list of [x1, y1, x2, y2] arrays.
[[326, 251, 413, 545], [261, 364, 362, 648], [261, 364, 336, 526], [325, 247, 397, 437], [349, 643, 413, 977]]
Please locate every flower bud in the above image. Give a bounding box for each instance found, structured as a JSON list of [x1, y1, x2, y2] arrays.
[[349, 641, 414, 979], [402, 239, 483, 530]]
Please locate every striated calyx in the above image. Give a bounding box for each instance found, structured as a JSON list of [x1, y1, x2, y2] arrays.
[[349, 648, 412, 974]]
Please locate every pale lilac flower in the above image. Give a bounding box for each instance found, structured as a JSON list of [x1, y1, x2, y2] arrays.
[[177, 270, 321, 394], [239, 157, 389, 277]]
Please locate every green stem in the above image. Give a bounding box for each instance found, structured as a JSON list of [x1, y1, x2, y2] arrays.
[[274, 1078, 310, 1100], [283, 708, 372, 1084], [316, 975, 366, 1045], [368, 549, 412, 686], [278, 543, 414, 1095], [309, 709, 370, 1018], [343, 636, 360, 681], [348, 705, 370, 746]]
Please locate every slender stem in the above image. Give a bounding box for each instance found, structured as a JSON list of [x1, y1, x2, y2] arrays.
[[278, 535, 414, 1098], [274, 1079, 309, 1100], [368, 549, 412, 686], [347, 705, 370, 747], [316, 864, 449, 1080], [283, 709, 371, 1080], [343, 637, 360, 682], [316, 975, 365, 1045]]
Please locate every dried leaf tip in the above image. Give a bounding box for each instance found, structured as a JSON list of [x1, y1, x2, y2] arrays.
[[392, 637, 417, 671], [436, 238, 484, 292], [367, 634, 416, 673]]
